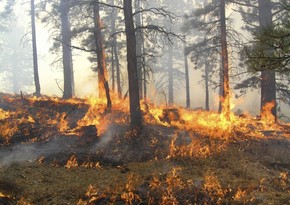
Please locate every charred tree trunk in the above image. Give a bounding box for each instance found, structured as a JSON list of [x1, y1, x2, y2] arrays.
[[184, 46, 190, 108], [31, 0, 41, 97], [60, 0, 74, 99], [123, 0, 142, 127], [143, 67, 147, 100], [111, 46, 115, 91], [168, 45, 174, 106], [135, 0, 143, 99], [93, 1, 111, 110], [205, 58, 210, 111], [218, 64, 223, 113], [258, 0, 277, 122], [142, 32, 147, 100], [220, 0, 230, 120]]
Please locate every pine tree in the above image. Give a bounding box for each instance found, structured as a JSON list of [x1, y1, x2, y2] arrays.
[[124, 0, 142, 127], [233, 0, 290, 121], [93, 0, 112, 110], [184, 0, 235, 117], [31, 0, 41, 97], [60, 0, 74, 99]]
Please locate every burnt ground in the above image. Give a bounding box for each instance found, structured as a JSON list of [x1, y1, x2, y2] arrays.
[[0, 94, 289, 204]]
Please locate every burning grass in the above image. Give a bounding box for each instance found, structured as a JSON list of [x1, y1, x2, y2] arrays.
[[0, 93, 289, 204]]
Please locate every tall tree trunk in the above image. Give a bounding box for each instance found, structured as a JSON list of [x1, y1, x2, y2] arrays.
[[184, 46, 190, 108], [123, 0, 142, 127], [60, 0, 74, 99], [114, 42, 122, 98], [135, 0, 143, 98], [205, 58, 210, 111], [111, 0, 122, 98], [168, 45, 174, 106], [143, 67, 147, 100], [111, 46, 115, 91], [218, 63, 223, 113], [258, 0, 277, 122], [220, 0, 230, 120], [31, 0, 41, 97], [93, 1, 111, 110], [142, 30, 147, 100], [110, 0, 115, 92]]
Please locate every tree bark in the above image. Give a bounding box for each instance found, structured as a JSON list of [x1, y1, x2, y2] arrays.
[[135, 0, 143, 99], [258, 0, 277, 122], [142, 32, 147, 100], [31, 0, 41, 97], [111, 46, 115, 91], [205, 58, 210, 111], [143, 66, 147, 100], [93, 1, 111, 110], [110, 0, 115, 92], [114, 42, 122, 98], [184, 45, 190, 108], [111, 0, 122, 98], [220, 0, 230, 120], [60, 0, 74, 99], [123, 0, 142, 127], [218, 63, 223, 113], [168, 44, 174, 106]]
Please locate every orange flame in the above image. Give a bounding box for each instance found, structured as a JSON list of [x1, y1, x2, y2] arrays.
[[233, 187, 246, 201], [203, 172, 225, 201], [121, 174, 141, 204], [65, 155, 78, 169], [260, 101, 276, 123]]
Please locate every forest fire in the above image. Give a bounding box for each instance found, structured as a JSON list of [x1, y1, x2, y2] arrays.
[[1, 0, 290, 203], [0, 93, 287, 152], [0, 93, 285, 146], [0, 93, 289, 204]]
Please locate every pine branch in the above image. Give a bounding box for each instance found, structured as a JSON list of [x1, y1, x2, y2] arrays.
[[135, 25, 185, 44]]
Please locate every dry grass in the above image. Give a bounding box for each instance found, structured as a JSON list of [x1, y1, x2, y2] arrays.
[[0, 94, 289, 204], [0, 138, 289, 204]]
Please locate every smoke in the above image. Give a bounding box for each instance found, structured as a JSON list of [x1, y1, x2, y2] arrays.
[[0, 144, 39, 167], [0, 125, 119, 168], [95, 127, 114, 148], [0, 140, 63, 168]]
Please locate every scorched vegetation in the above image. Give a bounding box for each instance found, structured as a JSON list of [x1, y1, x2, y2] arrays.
[[0, 93, 289, 204]]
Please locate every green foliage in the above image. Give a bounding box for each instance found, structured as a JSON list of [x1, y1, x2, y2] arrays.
[[244, 20, 290, 72], [182, 1, 224, 90], [234, 0, 290, 107], [234, 76, 260, 97]]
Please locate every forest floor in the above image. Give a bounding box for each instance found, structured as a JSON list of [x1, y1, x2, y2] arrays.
[[0, 93, 289, 205]]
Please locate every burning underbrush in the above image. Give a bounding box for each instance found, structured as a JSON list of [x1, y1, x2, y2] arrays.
[[0, 93, 289, 204]]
